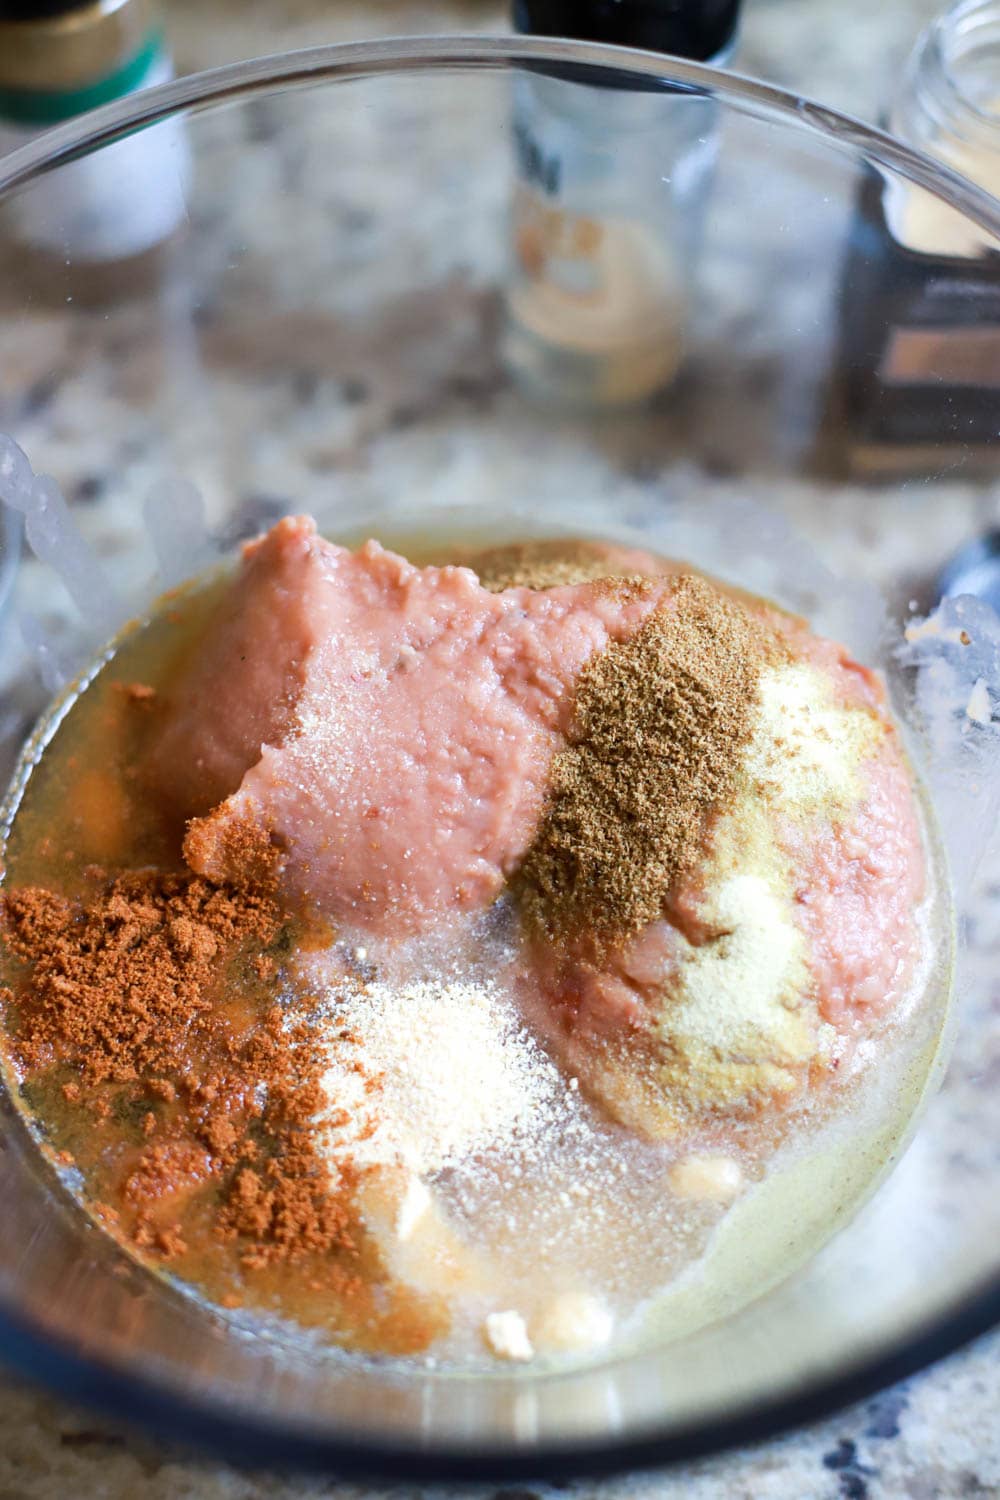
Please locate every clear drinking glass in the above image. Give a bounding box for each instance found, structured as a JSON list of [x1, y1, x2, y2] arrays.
[[0, 36, 1000, 1480]]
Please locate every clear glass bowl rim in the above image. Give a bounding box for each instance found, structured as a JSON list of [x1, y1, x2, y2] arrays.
[[1, 31, 1000, 237], [1, 32, 1000, 1482]]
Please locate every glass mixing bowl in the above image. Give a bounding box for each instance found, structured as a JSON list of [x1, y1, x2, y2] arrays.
[[1, 35, 1000, 1481]]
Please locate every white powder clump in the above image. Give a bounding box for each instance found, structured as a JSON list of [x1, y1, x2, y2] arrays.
[[668, 1154, 744, 1204], [745, 662, 879, 814], [652, 662, 878, 1104], [965, 677, 992, 727], [483, 1309, 534, 1362], [900, 595, 1000, 897], [667, 873, 809, 1055], [394, 1174, 432, 1242], [316, 976, 563, 1176], [532, 1292, 613, 1354]]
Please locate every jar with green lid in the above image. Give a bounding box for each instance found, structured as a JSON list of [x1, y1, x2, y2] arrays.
[[0, 0, 189, 262]]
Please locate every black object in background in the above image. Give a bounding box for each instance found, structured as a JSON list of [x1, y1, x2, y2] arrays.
[[827, 170, 1000, 478], [513, 0, 741, 62]]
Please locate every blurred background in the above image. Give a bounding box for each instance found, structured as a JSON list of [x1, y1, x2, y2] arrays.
[[152, 0, 944, 121]]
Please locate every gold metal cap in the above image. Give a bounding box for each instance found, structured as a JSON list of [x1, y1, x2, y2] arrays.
[[0, 0, 153, 92]]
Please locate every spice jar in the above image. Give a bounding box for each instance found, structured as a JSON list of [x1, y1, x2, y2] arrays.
[[0, 0, 189, 264], [503, 0, 741, 408], [887, 0, 1000, 257]]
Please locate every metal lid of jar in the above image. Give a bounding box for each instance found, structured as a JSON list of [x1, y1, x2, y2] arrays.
[[0, 0, 153, 93]]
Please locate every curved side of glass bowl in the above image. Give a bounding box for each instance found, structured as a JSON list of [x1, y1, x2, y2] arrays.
[[0, 1267, 999, 1481], [0, 34, 998, 246], [1, 33, 1000, 1480], [0, 505, 19, 626]]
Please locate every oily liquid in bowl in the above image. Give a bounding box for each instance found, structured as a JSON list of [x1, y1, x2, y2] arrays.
[[0, 537, 955, 1370]]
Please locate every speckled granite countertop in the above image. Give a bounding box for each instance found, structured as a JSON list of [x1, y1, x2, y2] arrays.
[[2, 1, 1000, 1497]]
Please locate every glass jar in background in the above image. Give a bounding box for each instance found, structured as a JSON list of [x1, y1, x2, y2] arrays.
[[503, 0, 741, 408], [0, 0, 189, 266], [827, 0, 1000, 478], [887, 0, 1000, 256]]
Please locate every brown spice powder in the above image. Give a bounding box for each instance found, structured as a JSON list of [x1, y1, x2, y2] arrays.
[[183, 813, 284, 892], [0, 872, 361, 1279], [1, 873, 278, 1085], [516, 573, 778, 952], [468, 539, 637, 593]]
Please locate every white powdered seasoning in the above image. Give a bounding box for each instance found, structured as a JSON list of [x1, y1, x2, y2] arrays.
[[745, 662, 879, 815], [316, 976, 564, 1175], [649, 660, 872, 1105]]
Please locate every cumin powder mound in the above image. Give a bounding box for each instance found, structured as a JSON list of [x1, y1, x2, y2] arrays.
[[516, 574, 777, 951], [469, 539, 635, 593]]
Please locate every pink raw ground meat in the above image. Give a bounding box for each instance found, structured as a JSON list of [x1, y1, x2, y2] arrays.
[[149, 517, 929, 1135], [529, 738, 925, 1041], [158, 518, 670, 934], [148, 522, 318, 821], [783, 744, 927, 1028], [518, 660, 928, 1136]]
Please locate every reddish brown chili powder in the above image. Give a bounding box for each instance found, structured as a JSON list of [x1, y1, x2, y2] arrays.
[[0, 872, 361, 1283], [2, 873, 277, 1083]]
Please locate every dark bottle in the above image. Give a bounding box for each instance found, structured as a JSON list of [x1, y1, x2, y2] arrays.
[[827, 0, 1000, 478]]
